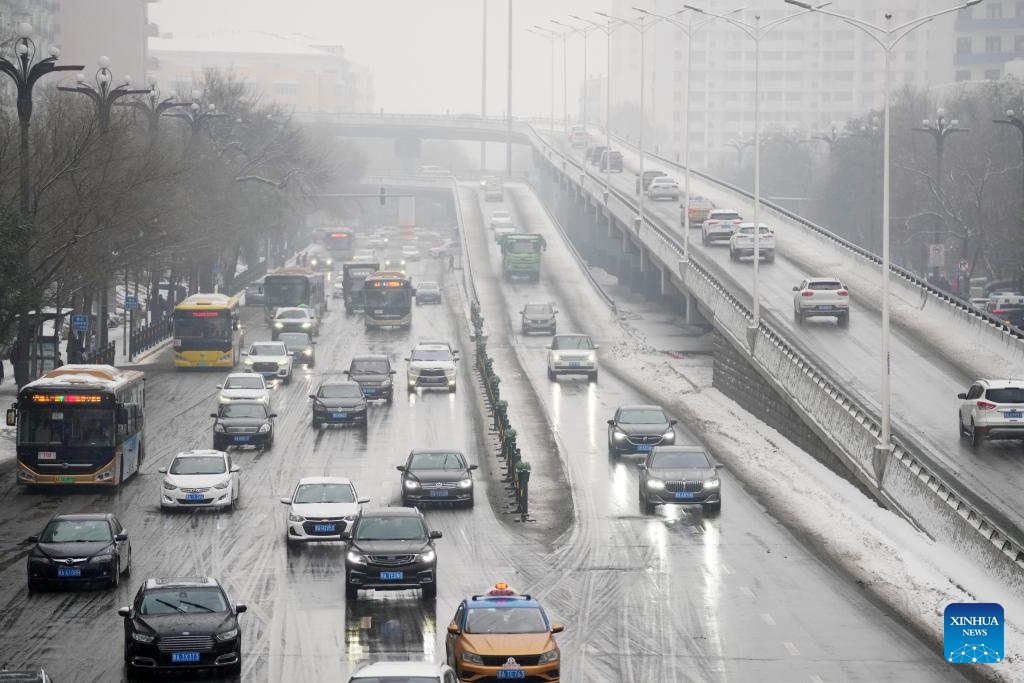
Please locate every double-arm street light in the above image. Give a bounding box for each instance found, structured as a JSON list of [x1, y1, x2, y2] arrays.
[[526, 26, 569, 133], [784, 0, 983, 471], [993, 109, 1024, 199], [551, 18, 600, 132], [913, 107, 968, 277], [168, 90, 228, 145], [58, 56, 150, 133], [122, 75, 189, 146], [635, 6, 743, 263], [684, 4, 822, 334], [571, 14, 621, 203]]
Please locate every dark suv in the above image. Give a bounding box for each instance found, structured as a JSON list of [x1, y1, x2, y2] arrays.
[[119, 577, 246, 677], [343, 507, 441, 600], [600, 150, 623, 172], [211, 401, 276, 450], [588, 145, 608, 165], [638, 446, 722, 515], [346, 354, 396, 404]]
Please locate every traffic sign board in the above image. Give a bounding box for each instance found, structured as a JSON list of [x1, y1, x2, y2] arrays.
[[124, 295, 139, 311], [71, 314, 89, 332]]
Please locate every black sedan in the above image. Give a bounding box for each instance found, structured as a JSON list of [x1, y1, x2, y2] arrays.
[[639, 446, 722, 515], [310, 380, 368, 428], [607, 405, 677, 456], [278, 331, 316, 368], [26, 513, 132, 591], [416, 281, 443, 305], [211, 401, 276, 450], [119, 577, 245, 677], [343, 507, 441, 600], [398, 449, 478, 508]]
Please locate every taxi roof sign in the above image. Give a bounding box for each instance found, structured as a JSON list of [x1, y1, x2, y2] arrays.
[[472, 582, 531, 600]]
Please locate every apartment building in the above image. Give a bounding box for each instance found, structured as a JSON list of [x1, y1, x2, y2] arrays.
[[951, 0, 1024, 81]]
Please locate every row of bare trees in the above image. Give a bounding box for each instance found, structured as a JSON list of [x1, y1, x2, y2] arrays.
[[0, 67, 365, 385]]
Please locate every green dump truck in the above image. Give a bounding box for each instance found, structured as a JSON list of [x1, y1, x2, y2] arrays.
[[500, 233, 547, 282]]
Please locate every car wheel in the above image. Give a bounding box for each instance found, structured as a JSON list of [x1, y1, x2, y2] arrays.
[[126, 661, 150, 681], [401, 494, 410, 507], [971, 421, 983, 449], [124, 548, 132, 576], [422, 583, 437, 600], [227, 657, 242, 676], [794, 308, 803, 325], [312, 417, 321, 429], [27, 579, 41, 593], [265, 435, 274, 450], [550, 324, 557, 335], [345, 576, 359, 600], [703, 502, 722, 515], [108, 560, 120, 589], [589, 370, 598, 383], [958, 414, 967, 439], [838, 313, 850, 328], [729, 248, 737, 261], [465, 495, 475, 509], [547, 368, 556, 381], [284, 374, 292, 385], [607, 440, 616, 457], [765, 252, 775, 263], [520, 325, 527, 335], [640, 491, 655, 515], [308, 361, 316, 368], [448, 383, 457, 393], [702, 232, 709, 245]]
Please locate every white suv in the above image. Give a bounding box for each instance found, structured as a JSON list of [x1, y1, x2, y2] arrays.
[[281, 476, 369, 545], [958, 380, 1024, 448], [793, 278, 850, 327], [217, 372, 271, 405], [272, 306, 318, 339], [159, 450, 240, 511], [242, 341, 294, 384], [406, 342, 459, 392], [700, 209, 742, 244], [348, 662, 457, 683], [547, 333, 599, 382]]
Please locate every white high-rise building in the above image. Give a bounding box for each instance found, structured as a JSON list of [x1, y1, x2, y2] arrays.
[[609, 0, 954, 168]]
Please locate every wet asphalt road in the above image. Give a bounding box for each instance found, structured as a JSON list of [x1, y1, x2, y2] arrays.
[[0, 182, 965, 682]]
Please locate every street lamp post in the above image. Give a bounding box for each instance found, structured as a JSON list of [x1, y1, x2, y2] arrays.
[[121, 75, 189, 146], [811, 121, 843, 151], [912, 108, 967, 280], [784, 0, 983, 468], [168, 90, 227, 145], [58, 57, 150, 133], [552, 19, 599, 132], [993, 109, 1024, 200], [571, 14, 619, 204], [526, 26, 560, 133], [481, 0, 488, 171]]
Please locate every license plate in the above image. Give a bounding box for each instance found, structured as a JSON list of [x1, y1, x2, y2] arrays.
[[234, 435, 250, 443], [430, 489, 450, 498], [57, 566, 81, 577], [498, 671, 526, 680], [364, 389, 377, 394], [333, 412, 348, 419], [817, 305, 833, 311], [636, 445, 653, 452], [674, 491, 696, 500], [171, 651, 201, 663], [185, 493, 204, 502], [568, 361, 581, 368], [38, 451, 56, 460], [58, 476, 74, 483], [1006, 410, 1023, 419], [380, 571, 404, 581], [313, 523, 336, 533]]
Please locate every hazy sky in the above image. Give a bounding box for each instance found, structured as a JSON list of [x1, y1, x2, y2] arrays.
[[150, 0, 612, 117]]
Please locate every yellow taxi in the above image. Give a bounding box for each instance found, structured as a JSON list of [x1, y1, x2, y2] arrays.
[[445, 583, 564, 681]]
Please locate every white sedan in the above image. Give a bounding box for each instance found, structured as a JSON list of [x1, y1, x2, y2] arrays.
[[281, 476, 369, 545], [489, 211, 514, 231], [217, 372, 271, 405], [159, 450, 240, 511], [793, 277, 850, 327]]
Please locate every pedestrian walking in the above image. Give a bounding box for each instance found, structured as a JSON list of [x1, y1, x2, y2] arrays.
[[448, 253, 455, 272], [88, 330, 97, 354]]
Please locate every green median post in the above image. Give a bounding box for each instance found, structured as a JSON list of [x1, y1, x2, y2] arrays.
[[515, 461, 531, 519], [494, 399, 508, 434], [489, 374, 500, 403]]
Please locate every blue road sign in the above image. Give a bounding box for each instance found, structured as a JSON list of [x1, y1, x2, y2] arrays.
[[71, 314, 89, 332], [125, 295, 139, 311]]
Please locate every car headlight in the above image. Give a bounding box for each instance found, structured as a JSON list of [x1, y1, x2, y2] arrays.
[[347, 550, 366, 565], [326, 259, 333, 265], [462, 652, 484, 665], [587, 352, 596, 362], [243, 358, 254, 366], [219, 394, 233, 403], [420, 549, 436, 563], [458, 478, 473, 488], [613, 428, 627, 440], [301, 322, 311, 328], [258, 423, 272, 433], [91, 554, 113, 563], [215, 627, 238, 642], [404, 480, 420, 489], [214, 479, 231, 490], [303, 349, 313, 356], [162, 480, 177, 490], [288, 512, 305, 522], [131, 632, 155, 644], [662, 428, 675, 439], [274, 322, 284, 328], [214, 423, 226, 433], [704, 478, 720, 490], [647, 478, 665, 490], [310, 259, 318, 266], [539, 649, 559, 664]]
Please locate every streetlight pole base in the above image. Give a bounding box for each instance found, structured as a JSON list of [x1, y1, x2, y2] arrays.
[[872, 443, 893, 488], [745, 324, 758, 353]]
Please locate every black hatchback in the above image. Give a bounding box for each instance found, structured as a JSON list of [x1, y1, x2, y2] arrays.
[[119, 576, 246, 678], [343, 507, 441, 600], [26, 513, 132, 591]]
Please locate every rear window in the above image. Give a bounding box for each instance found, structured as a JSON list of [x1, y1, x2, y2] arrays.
[[985, 388, 1024, 403], [808, 281, 842, 290], [710, 212, 740, 221]]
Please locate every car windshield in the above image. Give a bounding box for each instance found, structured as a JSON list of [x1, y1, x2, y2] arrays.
[[170, 456, 226, 475], [250, 343, 286, 356], [276, 310, 308, 320], [319, 384, 363, 399], [411, 349, 452, 362], [652, 451, 711, 469], [466, 606, 548, 634], [40, 519, 111, 543], [409, 451, 466, 470], [738, 226, 771, 236], [524, 304, 552, 315], [278, 333, 311, 347], [139, 588, 228, 615], [808, 281, 842, 291], [986, 388, 1024, 403], [294, 483, 356, 504], [418, 282, 439, 292], [711, 212, 740, 221], [552, 336, 592, 350], [355, 515, 427, 541], [350, 678, 438, 683], [351, 360, 389, 374], [619, 409, 667, 424], [652, 178, 675, 185], [224, 376, 263, 390], [492, 212, 511, 221], [220, 404, 268, 419]]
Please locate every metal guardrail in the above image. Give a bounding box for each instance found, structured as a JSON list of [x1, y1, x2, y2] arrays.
[[530, 127, 1024, 583], [129, 318, 172, 361], [227, 261, 268, 297], [82, 340, 115, 366]]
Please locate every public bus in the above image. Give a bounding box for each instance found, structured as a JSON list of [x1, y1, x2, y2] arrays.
[[263, 266, 327, 322], [172, 293, 244, 369], [323, 228, 357, 264], [8, 364, 146, 486], [362, 271, 415, 329]]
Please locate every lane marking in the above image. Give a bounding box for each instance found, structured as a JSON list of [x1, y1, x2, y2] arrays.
[[784, 641, 800, 656], [739, 586, 755, 599], [721, 563, 733, 575], [809, 676, 824, 683], [761, 613, 776, 626]]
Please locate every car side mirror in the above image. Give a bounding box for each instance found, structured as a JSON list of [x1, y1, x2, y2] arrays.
[[115, 533, 129, 542], [792, 286, 800, 291], [230, 465, 240, 473], [447, 623, 461, 635], [311, 341, 317, 345], [390, 370, 397, 375], [551, 623, 565, 634], [269, 413, 278, 418], [216, 384, 223, 389], [117, 606, 131, 617], [469, 464, 478, 470], [669, 419, 678, 427], [714, 464, 724, 469], [308, 394, 316, 400], [957, 392, 968, 400], [209, 413, 218, 419], [344, 370, 351, 375], [606, 419, 615, 425], [241, 352, 248, 356], [397, 465, 407, 471], [157, 467, 167, 474], [280, 497, 291, 505], [429, 530, 443, 539], [235, 604, 247, 614], [357, 497, 370, 504], [28, 535, 38, 543], [403, 358, 410, 362], [637, 463, 647, 470], [340, 530, 352, 540], [6, 409, 14, 427], [593, 345, 600, 350]]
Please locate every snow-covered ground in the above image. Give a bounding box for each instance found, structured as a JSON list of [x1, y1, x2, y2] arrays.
[[508, 180, 1022, 679]]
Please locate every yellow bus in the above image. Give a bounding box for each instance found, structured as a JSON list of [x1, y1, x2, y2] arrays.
[[172, 293, 245, 368]]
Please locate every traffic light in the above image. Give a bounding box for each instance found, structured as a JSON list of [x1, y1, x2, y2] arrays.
[[379, 186, 386, 206]]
